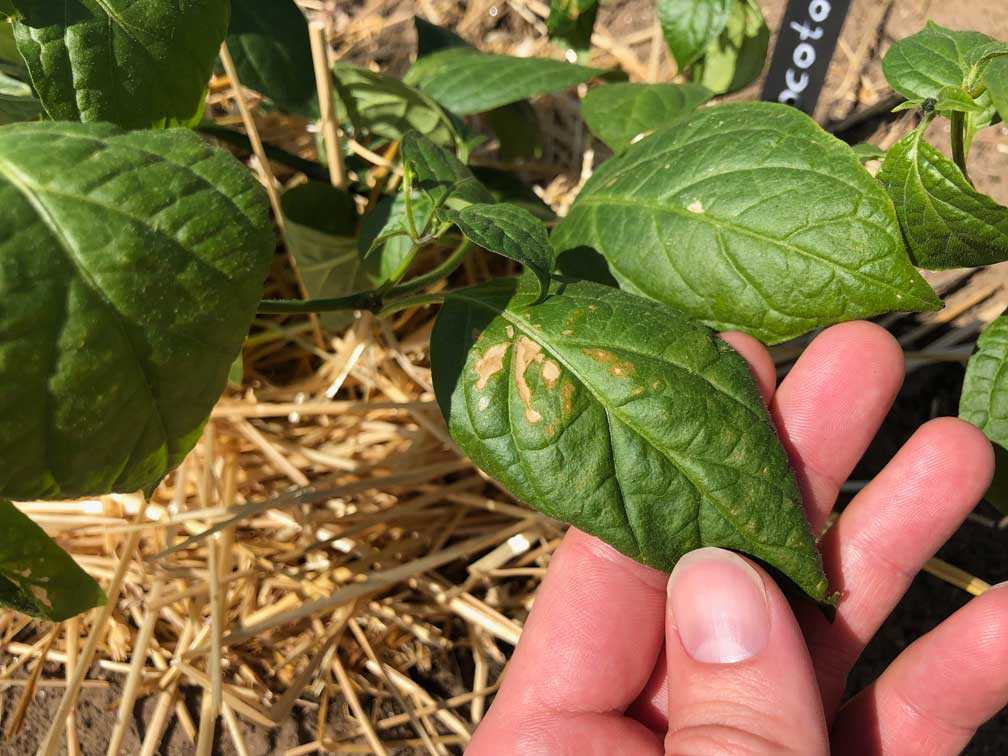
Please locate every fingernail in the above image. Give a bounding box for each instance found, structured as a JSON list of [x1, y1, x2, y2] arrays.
[[667, 547, 770, 664]]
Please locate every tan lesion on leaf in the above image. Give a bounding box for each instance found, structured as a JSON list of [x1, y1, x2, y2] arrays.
[[561, 381, 575, 417], [582, 348, 637, 377], [542, 360, 561, 390], [473, 343, 510, 391], [514, 336, 545, 424]]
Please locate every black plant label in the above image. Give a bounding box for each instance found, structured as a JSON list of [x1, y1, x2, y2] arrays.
[[761, 0, 851, 115]]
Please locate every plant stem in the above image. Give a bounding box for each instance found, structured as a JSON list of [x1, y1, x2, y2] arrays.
[[258, 289, 381, 315], [950, 110, 972, 184], [389, 240, 473, 296], [378, 293, 446, 318], [257, 241, 468, 317]]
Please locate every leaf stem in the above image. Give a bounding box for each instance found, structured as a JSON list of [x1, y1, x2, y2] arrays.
[[377, 292, 446, 318], [257, 241, 469, 317], [950, 110, 973, 184], [258, 289, 382, 314], [388, 240, 474, 296]]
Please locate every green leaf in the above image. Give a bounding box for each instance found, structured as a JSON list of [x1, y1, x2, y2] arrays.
[[0, 19, 19, 62], [412, 17, 544, 160], [689, 0, 769, 95], [882, 21, 1001, 100], [226, 0, 318, 119], [484, 100, 544, 161], [472, 166, 555, 222], [960, 315, 1008, 515], [332, 62, 460, 149], [281, 182, 369, 330], [0, 122, 273, 499], [985, 56, 1008, 121], [0, 68, 38, 124], [0, 1, 12, 16], [11, 0, 228, 129], [552, 103, 940, 345], [357, 192, 432, 281], [582, 81, 711, 154], [442, 204, 554, 301], [546, 0, 599, 52], [431, 276, 832, 604], [878, 129, 1008, 269], [657, 0, 732, 70], [934, 84, 984, 113], [401, 131, 493, 212], [851, 143, 886, 163], [0, 499, 106, 620], [404, 46, 612, 115]]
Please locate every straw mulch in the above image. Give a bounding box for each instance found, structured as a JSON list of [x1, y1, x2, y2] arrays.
[[2, 2, 1007, 755]]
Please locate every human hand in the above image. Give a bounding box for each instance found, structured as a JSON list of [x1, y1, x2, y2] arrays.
[[467, 321, 1007, 755]]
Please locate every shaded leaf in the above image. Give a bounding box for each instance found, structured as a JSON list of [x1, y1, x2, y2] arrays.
[[657, 0, 732, 70], [960, 316, 1008, 515], [0, 68, 38, 124], [689, 0, 768, 95], [985, 56, 1008, 122], [546, 0, 599, 52], [484, 100, 544, 161], [851, 143, 885, 163], [332, 62, 459, 148], [404, 46, 612, 115], [431, 276, 832, 604], [0, 499, 106, 620], [552, 103, 940, 345], [0, 122, 273, 499], [11, 0, 228, 128], [879, 129, 1008, 269], [401, 131, 493, 211], [226, 0, 318, 118], [357, 192, 433, 282], [582, 81, 711, 153], [472, 166, 555, 221], [282, 182, 368, 330], [414, 15, 468, 58], [442, 204, 554, 300]]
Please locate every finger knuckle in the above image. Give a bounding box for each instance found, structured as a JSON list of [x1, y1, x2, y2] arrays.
[[664, 721, 799, 756]]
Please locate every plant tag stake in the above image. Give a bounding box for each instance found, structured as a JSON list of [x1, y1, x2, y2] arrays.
[[761, 0, 851, 115]]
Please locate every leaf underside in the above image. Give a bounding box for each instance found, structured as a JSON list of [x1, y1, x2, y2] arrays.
[[552, 102, 940, 345], [0, 122, 273, 500], [431, 277, 831, 604]]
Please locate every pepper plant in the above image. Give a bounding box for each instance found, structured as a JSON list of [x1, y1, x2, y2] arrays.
[[0, 0, 1006, 622]]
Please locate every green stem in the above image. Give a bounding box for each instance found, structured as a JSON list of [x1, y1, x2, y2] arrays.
[[950, 110, 972, 183], [257, 241, 469, 317], [258, 289, 381, 315], [388, 240, 473, 297], [378, 292, 446, 318]]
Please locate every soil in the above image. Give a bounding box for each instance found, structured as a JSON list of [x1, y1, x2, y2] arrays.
[[4, 1, 1008, 754]]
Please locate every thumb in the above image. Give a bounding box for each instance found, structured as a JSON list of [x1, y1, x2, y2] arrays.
[[664, 547, 828, 756]]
